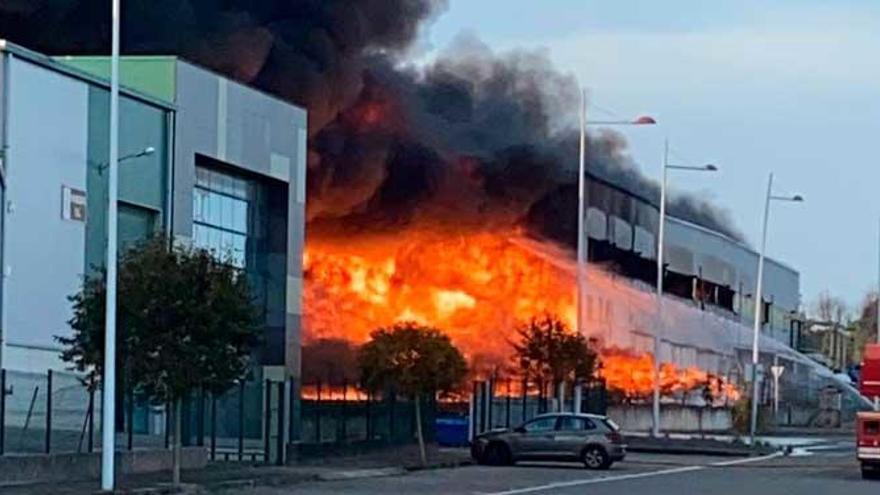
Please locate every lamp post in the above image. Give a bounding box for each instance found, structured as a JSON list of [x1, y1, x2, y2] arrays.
[[102, 0, 121, 490], [749, 172, 803, 446], [97, 147, 156, 174], [652, 140, 717, 437], [576, 89, 655, 359]]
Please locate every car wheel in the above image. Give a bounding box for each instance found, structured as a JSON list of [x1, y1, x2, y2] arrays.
[[484, 443, 512, 466], [863, 466, 879, 480], [582, 445, 612, 470]]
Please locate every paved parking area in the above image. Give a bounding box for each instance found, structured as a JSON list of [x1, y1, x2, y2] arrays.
[[215, 442, 879, 495], [212, 453, 749, 494]]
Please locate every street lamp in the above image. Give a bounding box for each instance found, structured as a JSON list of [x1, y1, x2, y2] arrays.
[[749, 172, 803, 446], [96, 146, 156, 174], [652, 140, 717, 437], [576, 89, 655, 361], [102, 0, 121, 490]]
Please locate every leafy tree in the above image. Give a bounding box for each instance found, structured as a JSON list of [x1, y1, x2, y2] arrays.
[[58, 236, 260, 485], [512, 314, 598, 391], [358, 322, 468, 466]]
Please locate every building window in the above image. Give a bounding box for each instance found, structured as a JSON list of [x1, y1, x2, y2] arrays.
[[192, 166, 249, 268]]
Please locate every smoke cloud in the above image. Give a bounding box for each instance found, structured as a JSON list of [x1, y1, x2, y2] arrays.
[[0, 0, 744, 242]]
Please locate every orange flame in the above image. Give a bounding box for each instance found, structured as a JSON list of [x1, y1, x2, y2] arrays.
[[303, 228, 739, 401], [304, 230, 576, 366], [600, 351, 740, 402]]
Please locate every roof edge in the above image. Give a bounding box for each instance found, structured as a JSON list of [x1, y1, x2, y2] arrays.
[[0, 39, 176, 111]]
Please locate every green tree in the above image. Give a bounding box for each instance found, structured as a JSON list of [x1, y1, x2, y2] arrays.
[[58, 236, 260, 486], [358, 322, 468, 466], [512, 314, 598, 392]]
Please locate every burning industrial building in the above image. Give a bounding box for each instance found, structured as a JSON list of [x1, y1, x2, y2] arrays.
[[3, 0, 868, 418]]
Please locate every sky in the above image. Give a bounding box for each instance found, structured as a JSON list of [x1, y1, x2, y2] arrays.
[[418, 0, 880, 312]]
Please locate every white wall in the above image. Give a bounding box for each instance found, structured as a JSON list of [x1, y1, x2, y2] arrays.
[[4, 57, 89, 371]]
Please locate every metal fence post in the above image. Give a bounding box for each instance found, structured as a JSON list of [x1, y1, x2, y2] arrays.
[[276, 381, 284, 466], [164, 402, 171, 449], [521, 377, 528, 423], [45, 370, 52, 454], [238, 381, 244, 462], [388, 392, 395, 444], [365, 392, 372, 441], [537, 380, 543, 414], [505, 378, 511, 428], [479, 381, 487, 434], [486, 379, 494, 429], [340, 381, 347, 443], [210, 392, 217, 461], [127, 385, 134, 450], [471, 381, 479, 435], [88, 388, 95, 453], [197, 388, 205, 447], [0, 369, 5, 455], [315, 382, 322, 443], [263, 379, 271, 463]]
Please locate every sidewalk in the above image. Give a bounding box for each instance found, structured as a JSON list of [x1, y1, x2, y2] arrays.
[[625, 435, 776, 457], [0, 446, 472, 495], [623, 428, 853, 456]]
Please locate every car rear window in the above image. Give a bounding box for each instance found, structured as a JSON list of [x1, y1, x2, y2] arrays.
[[558, 416, 597, 431], [866, 421, 880, 436], [602, 418, 621, 432]]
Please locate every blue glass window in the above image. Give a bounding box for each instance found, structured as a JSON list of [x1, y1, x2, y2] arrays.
[[192, 167, 249, 268]]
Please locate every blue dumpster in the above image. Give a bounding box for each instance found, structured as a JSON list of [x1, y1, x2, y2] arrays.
[[435, 415, 469, 446]]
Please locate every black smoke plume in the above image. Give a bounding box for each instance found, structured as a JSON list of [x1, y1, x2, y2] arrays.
[[0, 0, 744, 242]]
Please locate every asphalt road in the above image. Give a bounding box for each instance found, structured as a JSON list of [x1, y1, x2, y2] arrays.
[[217, 440, 878, 495]]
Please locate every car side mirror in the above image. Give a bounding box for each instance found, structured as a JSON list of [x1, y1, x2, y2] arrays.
[[514, 426, 526, 434]]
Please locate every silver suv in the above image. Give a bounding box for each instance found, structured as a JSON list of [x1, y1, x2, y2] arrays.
[[471, 413, 626, 469]]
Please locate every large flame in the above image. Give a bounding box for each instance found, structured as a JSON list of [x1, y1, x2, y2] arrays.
[[304, 229, 576, 364], [303, 228, 738, 401]]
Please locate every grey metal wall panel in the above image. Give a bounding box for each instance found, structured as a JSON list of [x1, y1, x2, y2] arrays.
[[285, 313, 302, 379], [287, 204, 304, 277], [665, 217, 800, 313], [172, 61, 219, 237], [4, 57, 89, 355], [173, 60, 307, 375]]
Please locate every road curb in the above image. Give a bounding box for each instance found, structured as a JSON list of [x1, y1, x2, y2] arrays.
[[626, 445, 774, 457], [316, 467, 407, 481], [404, 458, 475, 472]]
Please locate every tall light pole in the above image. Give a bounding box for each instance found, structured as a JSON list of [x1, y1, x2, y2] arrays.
[[876, 216, 880, 345], [652, 140, 717, 437], [102, 0, 121, 490], [749, 172, 803, 446], [576, 89, 655, 350]]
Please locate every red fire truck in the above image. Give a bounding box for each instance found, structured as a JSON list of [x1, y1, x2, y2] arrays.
[[858, 412, 880, 479], [860, 344, 880, 403], [858, 344, 880, 479]]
